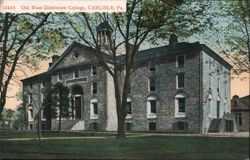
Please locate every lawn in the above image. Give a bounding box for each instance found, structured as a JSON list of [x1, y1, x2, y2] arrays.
[[0, 133, 249, 159]]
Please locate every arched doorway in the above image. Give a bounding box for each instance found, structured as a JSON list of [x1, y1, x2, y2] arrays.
[[71, 85, 84, 119]]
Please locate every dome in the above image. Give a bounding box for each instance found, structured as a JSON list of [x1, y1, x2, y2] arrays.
[[96, 21, 113, 32]]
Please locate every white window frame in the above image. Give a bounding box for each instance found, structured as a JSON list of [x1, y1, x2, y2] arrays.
[[58, 71, 63, 81], [175, 94, 186, 118], [90, 98, 98, 120], [28, 106, 34, 121], [73, 69, 80, 79], [148, 78, 156, 91], [126, 98, 132, 119], [28, 94, 33, 103], [147, 97, 157, 119], [92, 82, 97, 94], [41, 93, 44, 103], [176, 55, 185, 68], [208, 94, 212, 118]]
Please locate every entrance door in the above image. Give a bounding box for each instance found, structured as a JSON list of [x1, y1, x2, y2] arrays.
[[217, 101, 220, 118], [75, 96, 82, 119]]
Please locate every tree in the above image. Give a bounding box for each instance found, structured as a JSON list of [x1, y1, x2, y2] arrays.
[[0, 108, 14, 128], [63, 0, 213, 138], [216, 1, 250, 75], [43, 82, 70, 131], [13, 104, 26, 130], [0, 13, 66, 116]]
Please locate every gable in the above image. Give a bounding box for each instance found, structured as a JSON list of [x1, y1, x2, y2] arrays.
[[50, 42, 98, 71]]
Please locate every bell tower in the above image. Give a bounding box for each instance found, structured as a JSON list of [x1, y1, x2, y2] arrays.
[[96, 21, 113, 51]]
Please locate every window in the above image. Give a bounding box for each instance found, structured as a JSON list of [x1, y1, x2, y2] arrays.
[[225, 120, 233, 132], [127, 102, 132, 114], [91, 65, 97, 75], [126, 123, 132, 131], [74, 69, 79, 78], [235, 113, 242, 126], [41, 93, 44, 103], [149, 122, 156, 131], [28, 107, 33, 122], [41, 81, 46, 88], [177, 55, 184, 68], [58, 71, 63, 81], [208, 98, 212, 117], [28, 94, 33, 103], [217, 78, 220, 92], [175, 122, 188, 131], [93, 103, 98, 115], [149, 61, 155, 71], [92, 82, 97, 94], [29, 82, 33, 89], [149, 79, 156, 91], [177, 73, 184, 88], [178, 98, 185, 112], [90, 99, 98, 119], [150, 100, 156, 114], [41, 109, 45, 120], [89, 122, 98, 130], [147, 97, 157, 118], [29, 124, 33, 130], [209, 75, 212, 89], [127, 81, 131, 94], [175, 94, 186, 118]]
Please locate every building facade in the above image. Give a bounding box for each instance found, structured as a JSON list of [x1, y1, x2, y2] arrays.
[[22, 24, 234, 133], [231, 95, 250, 132]]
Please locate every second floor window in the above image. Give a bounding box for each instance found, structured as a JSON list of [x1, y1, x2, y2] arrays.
[[91, 65, 97, 75], [74, 69, 79, 78], [127, 102, 132, 114], [58, 72, 63, 81], [28, 94, 33, 103], [235, 113, 242, 126], [149, 100, 156, 114], [177, 55, 184, 68], [29, 82, 33, 89], [149, 62, 155, 71], [177, 98, 185, 113], [92, 82, 97, 94], [93, 103, 98, 115], [177, 73, 184, 89], [149, 79, 156, 91]]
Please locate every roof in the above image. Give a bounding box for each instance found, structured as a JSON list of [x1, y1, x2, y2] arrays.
[[96, 21, 113, 31], [231, 95, 250, 111], [21, 41, 232, 82]]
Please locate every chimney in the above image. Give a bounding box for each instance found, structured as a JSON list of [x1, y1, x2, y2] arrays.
[[52, 55, 60, 63], [169, 34, 178, 46], [232, 95, 239, 99], [49, 62, 53, 68]]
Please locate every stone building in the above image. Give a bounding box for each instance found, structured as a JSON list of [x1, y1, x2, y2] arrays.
[[231, 95, 250, 132], [22, 23, 234, 133]]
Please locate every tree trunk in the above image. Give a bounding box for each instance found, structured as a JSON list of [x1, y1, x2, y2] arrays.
[[117, 113, 126, 138], [59, 113, 61, 132]]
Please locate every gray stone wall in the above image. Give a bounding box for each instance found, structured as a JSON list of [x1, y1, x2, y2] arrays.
[[126, 49, 201, 132], [23, 76, 50, 130], [50, 49, 108, 131]]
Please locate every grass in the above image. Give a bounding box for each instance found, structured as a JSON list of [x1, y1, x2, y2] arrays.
[[0, 130, 116, 139], [0, 132, 249, 159]]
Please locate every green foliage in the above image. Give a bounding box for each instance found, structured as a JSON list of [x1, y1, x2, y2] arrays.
[[215, 1, 250, 74], [13, 104, 26, 130], [0, 108, 15, 128], [43, 82, 71, 123]]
